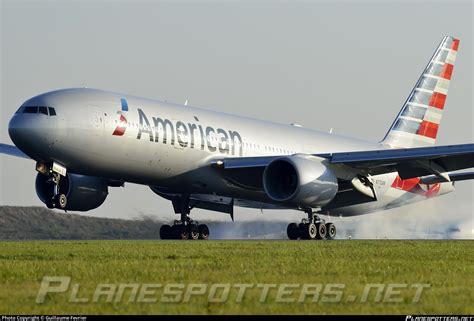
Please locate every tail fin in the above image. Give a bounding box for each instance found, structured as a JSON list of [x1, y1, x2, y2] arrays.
[[382, 36, 459, 148]]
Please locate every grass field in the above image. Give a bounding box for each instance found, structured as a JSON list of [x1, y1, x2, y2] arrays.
[[0, 240, 472, 315]]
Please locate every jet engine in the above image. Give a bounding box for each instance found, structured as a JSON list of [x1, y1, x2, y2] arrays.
[[263, 155, 338, 208], [35, 173, 108, 211]]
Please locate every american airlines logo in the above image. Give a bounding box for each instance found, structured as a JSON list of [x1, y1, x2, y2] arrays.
[[135, 108, 243, 156], [112, 98, 129, 136], [112, 114, 128, 136]]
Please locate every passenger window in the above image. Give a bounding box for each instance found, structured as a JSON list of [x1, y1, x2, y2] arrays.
[[48, 107, 56, 116], [39, 106, 48, 115], [24, 106, 37, 114]]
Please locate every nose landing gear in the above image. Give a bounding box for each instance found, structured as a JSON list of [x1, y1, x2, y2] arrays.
[[50, 172, 68, 210], [38, 162, 68, 210]]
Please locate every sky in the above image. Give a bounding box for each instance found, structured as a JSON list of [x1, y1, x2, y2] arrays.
[[0, 0, 472, 239]]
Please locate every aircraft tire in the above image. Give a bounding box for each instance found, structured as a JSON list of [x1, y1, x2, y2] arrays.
[[189, 225, 200, 240], [160, 225, 171, 240], [54, 194, 67, 209], [325, 223, 336, 240], [316, 223, 327, 240], [46, 199, 55, 209], [170, 225, 180, 240], [177, 225, 189, 240], [287, 223, 299, 240], [198, 224, 209, 240], [305, 223, 317, 240], [298, 223, 307, 239]]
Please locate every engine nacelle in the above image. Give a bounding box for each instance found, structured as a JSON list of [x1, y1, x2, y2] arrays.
[[35, 173, 108, 211], [263, 155, 338, 208]]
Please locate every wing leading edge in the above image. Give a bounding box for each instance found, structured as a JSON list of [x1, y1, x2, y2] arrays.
[[0, 143, 30, 159]]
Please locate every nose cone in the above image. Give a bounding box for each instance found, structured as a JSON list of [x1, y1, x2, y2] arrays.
[[8, 113, 26, 147], [8, 112, 52, 161]]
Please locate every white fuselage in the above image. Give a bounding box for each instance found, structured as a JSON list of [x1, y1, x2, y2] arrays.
[[8, 88, 454, 216]]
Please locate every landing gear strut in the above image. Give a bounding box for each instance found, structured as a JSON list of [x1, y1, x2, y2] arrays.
[[51, 172, 68, 210], [38, 162, 68, 210], [287, 209, 337, 240], [160, 195, 210, 240]]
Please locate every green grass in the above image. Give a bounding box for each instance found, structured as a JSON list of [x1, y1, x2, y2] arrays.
[[0, 240, 472, 314]]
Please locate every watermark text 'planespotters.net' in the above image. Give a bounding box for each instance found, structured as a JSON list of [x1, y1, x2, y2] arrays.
[[36, 276, 431, 305]]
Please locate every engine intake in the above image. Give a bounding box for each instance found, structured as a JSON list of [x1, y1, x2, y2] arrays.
[[35, 173, 108, 211], [263, 155, 338, 208]]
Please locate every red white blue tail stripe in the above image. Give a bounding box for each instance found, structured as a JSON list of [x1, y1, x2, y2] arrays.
[[383, 37, 459, 148]]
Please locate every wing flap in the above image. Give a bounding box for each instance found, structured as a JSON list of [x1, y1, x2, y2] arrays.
[[420, 171, 474, 185]]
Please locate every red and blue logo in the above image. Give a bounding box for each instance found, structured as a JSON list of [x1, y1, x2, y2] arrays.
[[113, 98, 128, 136]]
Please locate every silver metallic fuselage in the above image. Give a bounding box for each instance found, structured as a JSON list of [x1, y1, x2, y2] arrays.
[[8, 88, 454, 216]]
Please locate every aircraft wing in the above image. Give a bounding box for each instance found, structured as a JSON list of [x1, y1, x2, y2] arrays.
[[213, 143, 474, 186], [321, 143, 474, 179], [0, 143, 30, 159]]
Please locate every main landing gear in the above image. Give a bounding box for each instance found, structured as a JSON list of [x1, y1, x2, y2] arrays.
[[159, 219, 209, 240], [159, 195, 210, 240], [287, 209, 337, 240]]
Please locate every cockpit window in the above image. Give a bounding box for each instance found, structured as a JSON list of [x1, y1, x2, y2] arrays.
[[18, 106, 57, 116], [39, 106, 48, 115], [23, 106, 38, 114]]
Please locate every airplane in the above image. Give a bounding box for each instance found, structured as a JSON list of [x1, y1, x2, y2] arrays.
[[1, 36, 473, 240]]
